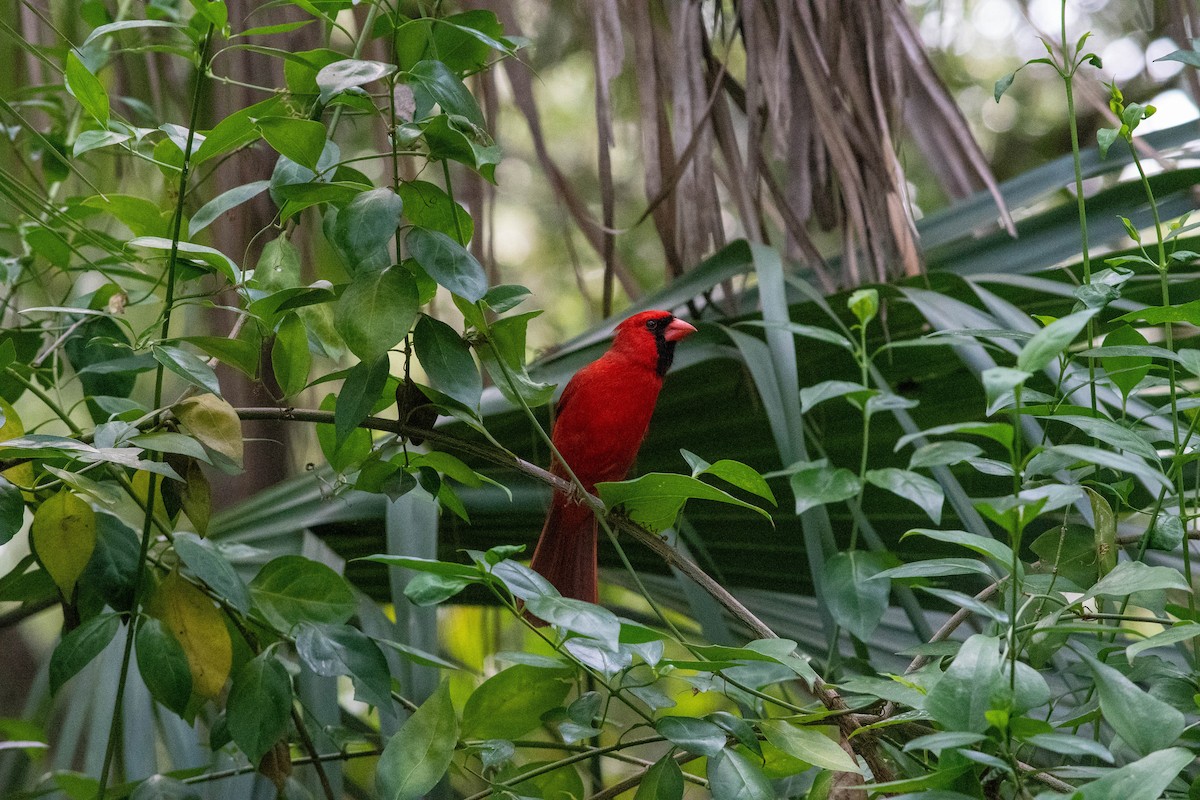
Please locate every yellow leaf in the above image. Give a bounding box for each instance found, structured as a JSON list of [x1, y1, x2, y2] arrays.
[[173, 394, 244, 468], [0, 397, 36, 491], [30, 489, 96, 597], [131, 470, 171, 525], [149, 570, 232, 698]]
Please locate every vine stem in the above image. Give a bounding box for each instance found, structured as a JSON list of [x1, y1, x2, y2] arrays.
[[95, 24, 215, 800]]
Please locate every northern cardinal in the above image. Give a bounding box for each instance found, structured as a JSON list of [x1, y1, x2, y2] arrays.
[[529, 310, 697, 606]]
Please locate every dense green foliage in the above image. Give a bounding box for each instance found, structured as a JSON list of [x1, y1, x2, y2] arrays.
[[3, 1, 1200, 800]]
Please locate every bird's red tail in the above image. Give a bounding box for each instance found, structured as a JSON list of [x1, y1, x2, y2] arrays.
[[529, 492, 598, 610]]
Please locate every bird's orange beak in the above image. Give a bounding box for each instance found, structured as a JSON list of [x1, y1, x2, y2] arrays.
[[663, 318, 698, 342]]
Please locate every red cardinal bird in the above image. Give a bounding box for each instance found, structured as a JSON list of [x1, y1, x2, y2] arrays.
[[529, 310, 697, 606]]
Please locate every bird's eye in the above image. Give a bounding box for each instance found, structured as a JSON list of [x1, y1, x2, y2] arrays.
[[646, 317, 667, 331]]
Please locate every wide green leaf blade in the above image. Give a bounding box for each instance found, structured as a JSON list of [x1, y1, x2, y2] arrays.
[[49, 612, 120, 694], [759, 720, 860, 773], [377, 680, 458, 800], [407, 227, 488, 301], [413, 314, 481, 408], [460, 664, 571, 739], [596, 472, 772, 533], [707, 748, 773, 800], [923, 634, 1003, 732], [226, 650, 293, 764], [1016, 308, 1099, 372], [822, 550, 890, 642], [135, 617, 193, 716], [249, 555, 356, 632], [334, 266, 419, 361]]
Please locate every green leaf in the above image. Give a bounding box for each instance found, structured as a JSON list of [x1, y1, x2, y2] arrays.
[[49, 612, 120, 694], [799, 379, 868, 413], [1101, 324, 1151, 397], [397, 180, 473, 241], [128, 237, 239, 283], [333, 187, 404, 268], [1097, 126, 1120, 158], [865, 467, 943, 524], [173, 532, 251, 613], [522, 595, 621, 650], [334, 354, 390, 445], [595, 472, 772, 533], [376, 680, 458, 800], [249, 555, 356, 633], [413, 315, 481, 408], [635, 754, 684, 800], [227, 650, 293, 764], [0, 481, 25, 546], [1114, 298, 1200, 325], [152, 344, 220, 396], [135, 617, 193, 716], [681, 450, 776, 504], [294, 622, 392, 709], [1126, 622, 1200, 661], [254, 234, 302, 291], [1046, 444, 1170, 491], [848, 288, 879, 327], [487, 559, 558, 600], [421, 114, 502, 182], [271, 312, 310, 397], [256, 116, 327, 171], [460, 664, 571, 739], [1016, 308, 1099, 372], [1024, 733, 1112, 762], [923, 634, 1004, 732], [908, 441, 982, 469], [901, 528, 1014, 567], [897, 421, 1013, 453], [360, 554, 480, 579], [178, 335, 260, 379], [192, 96, 281, 165], [82, 19, 186, 47], [407, 59, 485, 127], [1069, 748, 1193, 800], [317, 58, 397, 104], [188, 180, 270, 237], [823, 551, 889, 642], [73, 130, 130, 157], [407, 227, 488, 301], [1039, 414, 1159, 461], [760, 720, 860, 773], [404, 572, 473, 606], [707, 748, 773, 800], [1082, 560, 1190, 604], [902, 731, 987, 754], [656, 716, 727, 756], [1079, 650, 1184, 757], [788, 462, 860, 515], [335, 266, 419, 361], [65, 52, 109, 125], [994, 70, 1017, 101], [981, 366, 1031, 415]]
